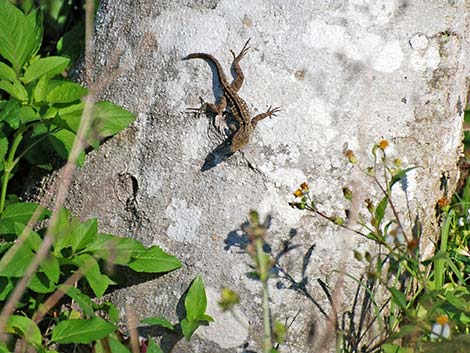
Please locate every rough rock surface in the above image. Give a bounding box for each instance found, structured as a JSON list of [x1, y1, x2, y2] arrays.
[[54, 0, 470, 352]]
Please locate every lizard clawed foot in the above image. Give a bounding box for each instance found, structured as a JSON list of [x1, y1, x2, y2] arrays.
[[230, 38, 251, 60], [265, 105, 281, 118], [214, 114, 230, 136]]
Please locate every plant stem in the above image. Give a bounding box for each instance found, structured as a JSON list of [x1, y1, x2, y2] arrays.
[[435, 210, 452, 290], [0, 131, 23, 213], [255, 238, 273, 352]]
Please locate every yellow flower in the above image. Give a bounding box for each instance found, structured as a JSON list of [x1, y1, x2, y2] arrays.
[[293, 182, 309, 197], [378, 139, 389, 150], [430, 315, 450, 340], [293, 189, 304, 197]]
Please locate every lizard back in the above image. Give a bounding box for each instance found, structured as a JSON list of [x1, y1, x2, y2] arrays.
[[183, 52, 251, 125]]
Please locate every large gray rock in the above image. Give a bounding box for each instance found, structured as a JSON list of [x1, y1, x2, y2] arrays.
[[59, 1, 469, 352]]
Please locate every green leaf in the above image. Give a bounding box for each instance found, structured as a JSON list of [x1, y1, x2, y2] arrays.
[[28, 271, 57, 293], [63, 286, 95, 318], [70, 218, 98, 252], [375, 196, 388, 226], [128, 246, 181, 273], [146, 339, 164, 353], [0, 62, 16, 82], [389, 167, 418, 189], [0, 236, 35, 277], [51, 317, 116, 344], [389, 287, 407, 309], [32, 75, 49, 103], [19, 105, 40, 124], [0, 2, 42, 73], [46, 80, 86, 103], [85, 234, 146, 265], [56, 102, 83, 132], [0, 137, 8, 170], [6, 315, 41, 346], [91, 101, 135, 138], [0, 79, 28, 102], [108, 337, 131, 353], [0, 276, 14, 300], [1, 202, 50, 223], [73, 254, 114, 298], [184, 276, 208, 322], [140, 317, 175, 331], [48, 128, 85, 166], [0, 98, 20, 124], [50, 207, 72, 254], [39, 254, 60, 283], [23, 56, 70, 83], [180, 319, 200, 341]]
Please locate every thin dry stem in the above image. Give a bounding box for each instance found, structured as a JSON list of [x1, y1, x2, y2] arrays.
[[126, 305, 140, 353]]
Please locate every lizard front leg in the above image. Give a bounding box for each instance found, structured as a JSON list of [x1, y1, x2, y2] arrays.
[[187, 96, 229, 135], [230, 38, 251, 92], [251, 105, 281, 128]]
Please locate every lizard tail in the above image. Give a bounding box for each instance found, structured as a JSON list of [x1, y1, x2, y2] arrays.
[[182, 53, 227, 83]]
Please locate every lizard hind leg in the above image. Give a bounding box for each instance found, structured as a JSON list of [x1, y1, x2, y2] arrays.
[[230, 38, 251, 92]]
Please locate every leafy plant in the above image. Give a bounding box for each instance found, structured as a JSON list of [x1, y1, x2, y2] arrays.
[[0, 2, 212, 352], [289, 139, 470, 352]]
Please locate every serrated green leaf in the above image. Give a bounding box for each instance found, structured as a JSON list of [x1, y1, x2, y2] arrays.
[[51, 317, 116, 344], [0, 62, 16, 82], [146, 339, 164, 353], [56, 102, 83, 132], [6, 315, 42, 346], [48, 128, 85, 166], [46, 80, 86, 103], [63, 285, 95, 318], [0, 236, 35, 277], [1, 202, 50, 223], [39, 254, 60, 283], [85, 234, 146, 265], [140, 317, 175, 331], [19, 105, 39, 124], [108, 337, 131, 353], [73, 254, 114, 298], [23, 56, 70, 83], [91, 101, 135, 138], [50, 207, 72, 254], [0, 2, 42, 73], [0, 98, 20, 123], [32, 75, 49, 103], [28, 271, 57, 293], [70, 218, 97, 252], [184, 276, 207, 322], [0, 79, 28, 102], [128, 246, 181, 273]]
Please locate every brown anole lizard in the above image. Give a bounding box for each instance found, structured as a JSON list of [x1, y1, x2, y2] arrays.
[[183, 39, 280, 153]]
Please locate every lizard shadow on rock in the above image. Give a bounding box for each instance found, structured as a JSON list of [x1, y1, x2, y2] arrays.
[[200, 138, 235, 172]]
